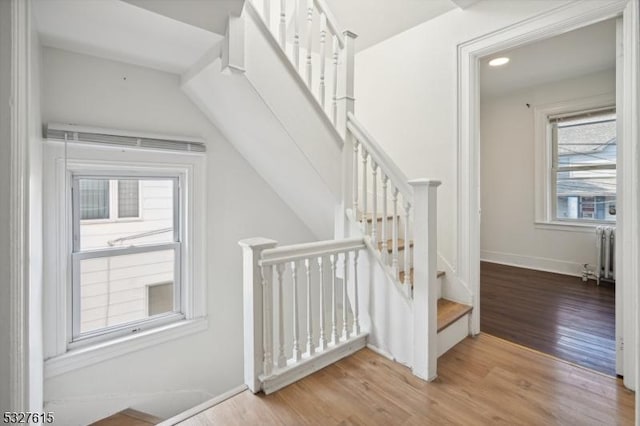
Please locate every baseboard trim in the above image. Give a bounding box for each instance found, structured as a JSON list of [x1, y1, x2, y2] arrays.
[[261, 333, 367, 394], [481, 250, 584, 277], [365, 343, 395, 362], [156, 385, 248, 426]]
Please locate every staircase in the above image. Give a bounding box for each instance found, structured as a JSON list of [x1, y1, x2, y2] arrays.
[[187, 0, 473, 393], [91, 408, 162, 426]]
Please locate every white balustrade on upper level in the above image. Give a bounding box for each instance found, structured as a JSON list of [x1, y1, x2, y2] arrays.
[[250, 0, 356, 131]]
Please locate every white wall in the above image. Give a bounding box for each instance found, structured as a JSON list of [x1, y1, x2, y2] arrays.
[[480, 69, 616, 276], [0, 0, 13, 412], [354, 0, 573, 274], [41, 46, 316, 424]]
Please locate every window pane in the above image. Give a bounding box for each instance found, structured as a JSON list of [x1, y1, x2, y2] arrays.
[[556, 112, 616, 167], [555, 111, 616, 222], [79, 249, 176, 334], [148, 282, 174, 316], [118, 179, 139, 218], [78, 178, 175, 250], [556, 170, 616, 221], [79, 179, 109, 220]]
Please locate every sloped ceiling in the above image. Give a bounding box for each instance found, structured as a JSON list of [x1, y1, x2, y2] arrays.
[[33, 0, 222, 74], [325, 0, 458, 52], [123, 0, 244, 35]]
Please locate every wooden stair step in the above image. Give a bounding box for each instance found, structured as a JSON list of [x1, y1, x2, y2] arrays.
[[437, 298, 472, 333], [377, 238, 413, 253], [399, 268, 445, 283], [90, 409, 163, 426], [365, 213, 397, 223]]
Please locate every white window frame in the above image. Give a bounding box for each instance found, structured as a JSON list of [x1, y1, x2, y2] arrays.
[[43, 141, 207, 378], [70, 174, 182, 348], [533, 93, 616, 232]]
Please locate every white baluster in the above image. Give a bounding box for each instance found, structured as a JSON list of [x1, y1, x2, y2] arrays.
[[319, 13, 327, 107], [305, 0, 313, 87], [291, 260, 302, 361], [381, 174, 389, 263], [276, 263, 286, 368], [263, 0, 271, 30], [332, 35, 338, 124], [330, 254, 339, 345], [353, 139, 359, 219], [342, 252, 350, 340], [261, 265, 274, 376], [279, 0, 286, 49], [371, 161, 378, 246], [352, 250, 360, 335], [305, 258, 315, 356], [293, 0, 300, 69], [392, 187, 399, 278], [361, 148, 368, 232], [317, 256, 327, 351], [404, 200, 412, 289]]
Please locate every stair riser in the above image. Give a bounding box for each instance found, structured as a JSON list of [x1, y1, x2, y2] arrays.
[[437, 313, 470, 357]]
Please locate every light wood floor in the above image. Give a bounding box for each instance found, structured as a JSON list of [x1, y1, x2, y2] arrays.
[[91, 409, 161, 426], [181, 334, 634, 425]]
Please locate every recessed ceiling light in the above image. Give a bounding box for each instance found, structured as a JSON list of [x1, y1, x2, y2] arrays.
[[489, 57, 510, 67]]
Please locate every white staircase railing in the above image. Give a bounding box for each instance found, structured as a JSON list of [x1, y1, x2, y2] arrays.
[[243, 0, 442, 382], [239, 237, 368, 394], [345, 113, 441, 380], [250, 0, 356, 130]]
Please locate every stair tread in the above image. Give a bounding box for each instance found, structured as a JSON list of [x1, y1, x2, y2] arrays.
[[437, 298, 472, 333], [90, 409, 162, 426], [365, 213, 398, 223], [399, 268, 445, 283], [377, 238, 413, 253]]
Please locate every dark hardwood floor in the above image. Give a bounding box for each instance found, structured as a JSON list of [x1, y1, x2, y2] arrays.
[[480, 261, 616, 376]]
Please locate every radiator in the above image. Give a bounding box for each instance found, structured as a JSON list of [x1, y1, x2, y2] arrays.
[[595, 226, 616, 285]]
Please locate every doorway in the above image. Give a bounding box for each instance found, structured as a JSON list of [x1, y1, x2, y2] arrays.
[[478, 19, 617, 376], [457, 0, 639, 390]]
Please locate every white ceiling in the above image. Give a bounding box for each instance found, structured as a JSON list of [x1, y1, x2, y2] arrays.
[[123, 0, 244, 35], [480, 19, 616, 98], [325, 0, 458, 52], [33, 0, 223, 74], [32, 0, 476, 73]]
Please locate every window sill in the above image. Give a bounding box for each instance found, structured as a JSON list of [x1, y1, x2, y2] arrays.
[[534, 221, 612, 233], [44, 317, 208, 379]]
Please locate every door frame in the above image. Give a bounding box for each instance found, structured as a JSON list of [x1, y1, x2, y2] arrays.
[[456, 0, 638, 391]]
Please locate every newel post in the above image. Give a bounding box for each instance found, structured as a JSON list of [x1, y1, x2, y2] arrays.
[[337, 30, 358, 238], [239, 237, 278, 393], [408, 179, 441, 381]]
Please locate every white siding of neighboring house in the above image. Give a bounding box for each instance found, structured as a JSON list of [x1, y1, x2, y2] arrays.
[[79, 179, 175, 333]]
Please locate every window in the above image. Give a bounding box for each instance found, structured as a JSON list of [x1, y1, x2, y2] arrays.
[[71, 175, 182, 345], [79, 179, 141, 221], [43, 129, 207, 375], [551, 108, 616, 223]]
